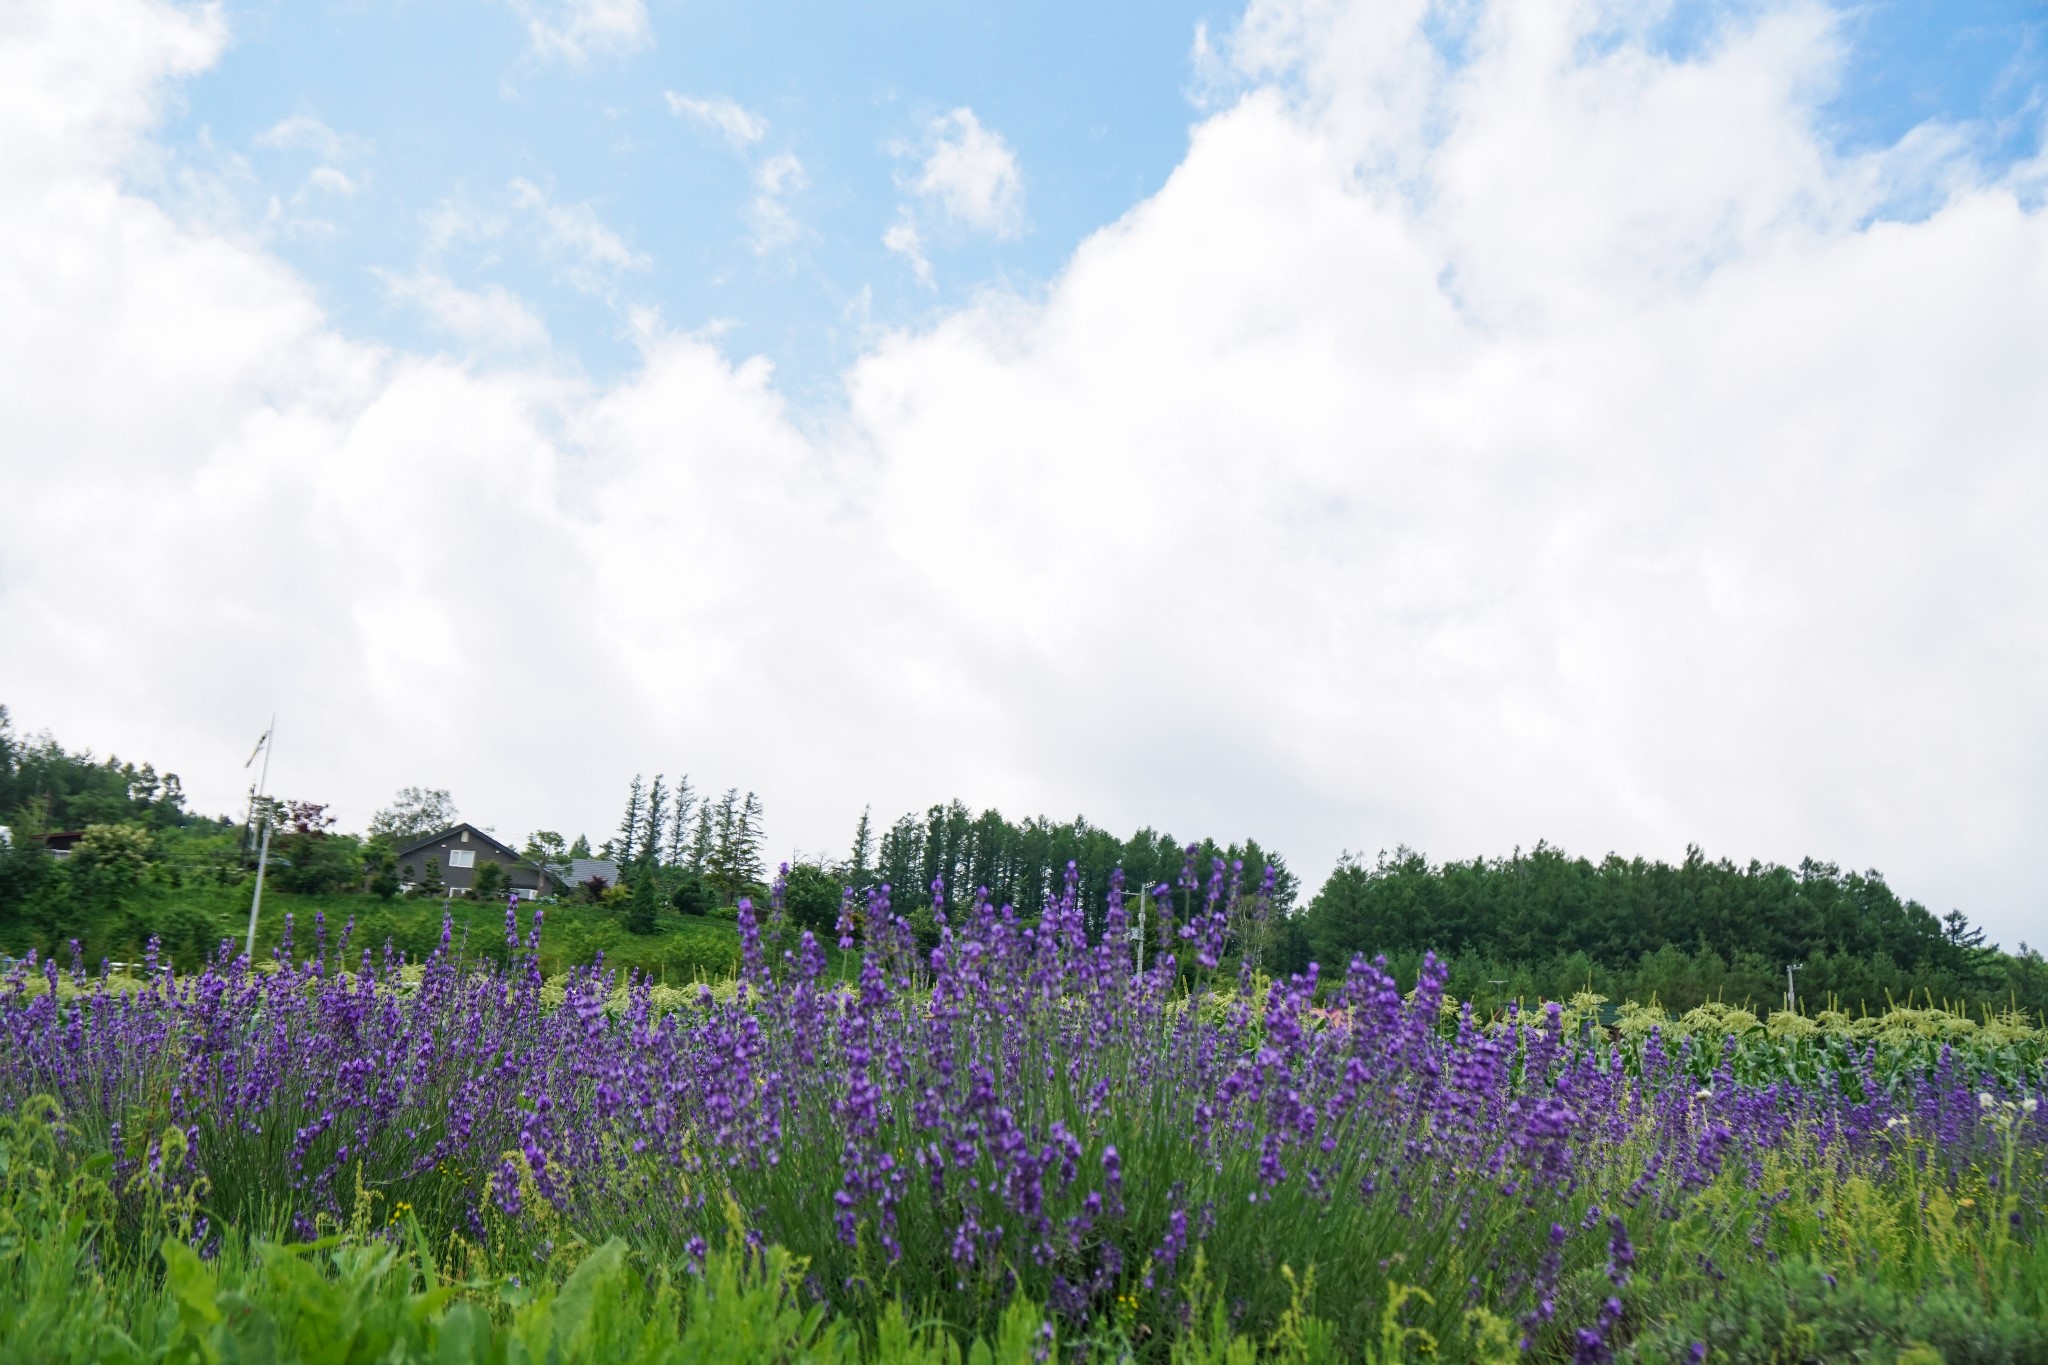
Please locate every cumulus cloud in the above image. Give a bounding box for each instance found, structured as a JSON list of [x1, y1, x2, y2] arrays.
[[665, 92, 768, 149], [902, 107, 1025, 237], [6, 0, 2048, 947], [511, 0, 652, 65]]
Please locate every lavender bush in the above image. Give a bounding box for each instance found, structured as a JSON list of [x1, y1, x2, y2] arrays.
[[2, 859, 2043, 1360]]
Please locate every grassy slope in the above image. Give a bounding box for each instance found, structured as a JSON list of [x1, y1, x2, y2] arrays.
[[25, 882, 747, 981]]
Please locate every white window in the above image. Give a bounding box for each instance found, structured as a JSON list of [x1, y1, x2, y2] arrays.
[[447, 849, 476, 869]]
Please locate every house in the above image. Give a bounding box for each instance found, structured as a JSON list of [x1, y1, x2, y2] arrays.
[[391, 824, 568, 899], [551, 857, 622, 895], [40, 831, 86, 859]]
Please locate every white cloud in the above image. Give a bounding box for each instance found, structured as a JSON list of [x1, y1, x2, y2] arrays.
[[665, 92, 768, 149], [749, 152, 808, 253], [300, 165, 356, 198], [377, 270, 550, 353], [904, 107, 1025, 238], [7, 0, 2048, 951], [508, 176, 649, 291], [511, 0, 652, 65], [882, 218, 933, 287]]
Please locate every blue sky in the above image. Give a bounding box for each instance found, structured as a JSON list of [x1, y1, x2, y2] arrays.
[[156, 0, 2046, 405]]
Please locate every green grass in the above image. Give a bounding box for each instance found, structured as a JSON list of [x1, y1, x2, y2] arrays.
[[4, 882, 747, 982]]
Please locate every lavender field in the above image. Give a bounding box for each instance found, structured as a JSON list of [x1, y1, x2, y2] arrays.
[[2, 862, 2045, 1362]]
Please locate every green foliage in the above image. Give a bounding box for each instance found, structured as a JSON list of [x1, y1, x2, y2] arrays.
[[471, 861, 508, 903], [1623, 1259, 2048, 1364], [868, 800, 1298, 940], [782, 862, 840, 933], [668, 873, 713, 918], [702, 790, 766, 907], [366, 788, 458, 848], [625, 866, 659, 936], [1304, 844, 2043, 1017], [0, 705, 205, 836], [270, 830, 366, 897]]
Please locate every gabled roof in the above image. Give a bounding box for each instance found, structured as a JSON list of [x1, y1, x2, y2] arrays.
[[551, 858, 621, 887], [391, 823, 523, 863]]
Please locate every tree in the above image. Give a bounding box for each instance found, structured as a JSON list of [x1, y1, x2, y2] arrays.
[[625, 864, 659, 935], [783, 860, 841, 933], [523, 831, 569, 864], [71, 822, 157, 905], [365, 841, 399, 900], [1943, 909, 1987, 951], [368, 788, 457, 846], [670, 871, 714, 916], [738, 792, 765, 886], [568, 833, 592, 859], [687, 805, 713, 873], [472, 860, 508, 902], [847, 806, 874, 892], [417, 856, 444, 896], [643, 775, 668, 867], [665, 776, 696, 866], [705, 790, 767, 905], [615, 775, 646, 866], [703, 789, 740, 902]]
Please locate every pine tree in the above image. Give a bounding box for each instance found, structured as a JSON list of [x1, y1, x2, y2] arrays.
[[705, 788, 741, 904], [625, 862, 659, 935], [568, 833, 591, 859], [848, 805, 874, 891], [643, 775, 668, 867], [687, 804, 713, 874], [666, 776, 696, 866], [616, 775, 646, 866], [736, 791, 766, 888]]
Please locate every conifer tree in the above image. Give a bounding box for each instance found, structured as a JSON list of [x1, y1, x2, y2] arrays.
[[615, 775, 645, 866], [687, 804, 713, 874], [736, 791, 766, 888], [666, 776, 696, 866], [643, 775, 668, 867], [625, 862, 659, 935], [848, 805, 874, 891]]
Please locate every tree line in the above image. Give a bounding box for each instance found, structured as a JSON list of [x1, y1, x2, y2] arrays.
[[1293, 843, 2047, 1016], [4, 703, 2042, 1016]]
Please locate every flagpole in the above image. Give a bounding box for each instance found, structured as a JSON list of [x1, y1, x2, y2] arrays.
[[244, 715, 275, 964]]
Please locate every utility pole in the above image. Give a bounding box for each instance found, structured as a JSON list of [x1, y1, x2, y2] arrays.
[[1126, 884, 1146, 983], [243, 717, 276, 964], [1785, 961, 1803, 1014]]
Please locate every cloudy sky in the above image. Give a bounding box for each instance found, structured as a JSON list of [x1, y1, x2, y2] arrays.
[[3, 0, 2045, 944]]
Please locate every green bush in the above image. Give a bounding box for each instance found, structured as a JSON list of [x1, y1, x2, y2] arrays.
[[1626, 1259, 2048, 1364]]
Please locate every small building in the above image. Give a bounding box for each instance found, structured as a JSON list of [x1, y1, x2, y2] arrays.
[[40, 831, 86, 860], [392, 824, 568, 899], [551, 857, 622, 895]]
